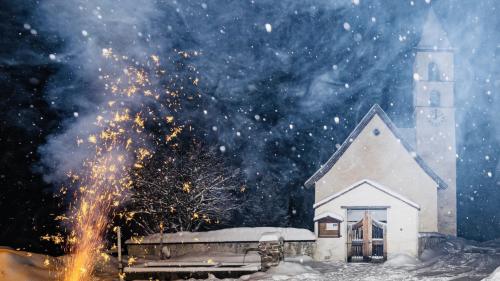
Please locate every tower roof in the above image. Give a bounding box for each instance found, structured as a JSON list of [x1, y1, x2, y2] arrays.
[[417, 7, 452, 51]]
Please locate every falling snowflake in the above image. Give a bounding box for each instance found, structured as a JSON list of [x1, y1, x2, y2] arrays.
[[265, 23, 272, 33]]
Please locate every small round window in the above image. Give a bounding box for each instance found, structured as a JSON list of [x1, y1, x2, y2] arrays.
[[373, 128, 380, 136]]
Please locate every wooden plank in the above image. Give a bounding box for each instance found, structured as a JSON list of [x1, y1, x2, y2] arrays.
[[347, 225, 352, 259], [372, 219, 386, 229], [145, 261, 217, 267], [124, 264, 261, 273], [367, 213, 372, 257], [352, 219, 363, 229], [144, 261, 253, 267], [362, 211, 369, 258], [383, 224, 387, 260]]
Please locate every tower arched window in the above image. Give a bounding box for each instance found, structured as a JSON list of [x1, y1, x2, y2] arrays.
[[429, 90, 441, 107], [428, 62, 440, 81]]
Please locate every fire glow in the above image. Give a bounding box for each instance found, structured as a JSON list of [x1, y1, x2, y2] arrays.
[[58, 49, 196, 280]]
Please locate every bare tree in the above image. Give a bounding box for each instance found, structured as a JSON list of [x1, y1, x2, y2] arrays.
[[128, 143, 243, 234]]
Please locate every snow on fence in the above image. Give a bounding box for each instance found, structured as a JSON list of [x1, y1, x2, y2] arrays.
[[126, 227, 316, 259]]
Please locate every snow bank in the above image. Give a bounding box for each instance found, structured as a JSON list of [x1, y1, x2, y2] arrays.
[[0, 248, 60, 280], [240, 261, 321, 280], [127, 227, 315, 244], [266, 262, 319, 276], [419, 248, 445, 262], [259, 232, 283, 242], [0, 247, 118, 281], [384, 253, 420, 267], [483, 266, 500, 281]]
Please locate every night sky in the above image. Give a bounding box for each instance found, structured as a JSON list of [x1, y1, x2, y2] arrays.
[[1, 0, 499, 254]]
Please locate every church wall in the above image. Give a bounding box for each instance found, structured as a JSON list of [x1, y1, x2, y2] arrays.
[[314, 182, 419, 261], [314, 115, 438, 232], [413, 45, 457, 236], [415, 107, 457, 235]]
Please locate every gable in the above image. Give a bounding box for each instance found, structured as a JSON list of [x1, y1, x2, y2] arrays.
[[307, 104, 439, 233], [313, 179, 420, 210], [304, 104, 447, 189]]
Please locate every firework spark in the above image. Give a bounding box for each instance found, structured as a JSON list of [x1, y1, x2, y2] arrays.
[[59, 51, 197, 280]]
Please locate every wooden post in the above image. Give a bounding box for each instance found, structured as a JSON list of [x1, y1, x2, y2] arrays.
[[117, 226, 123, 273], [159, 222, 164, 260], [367, 212, 372, 259], [383, 224, 387, 260], [362, 211, 373, 260], [347, 225, 352, 260], [362, 212, 367, 258]]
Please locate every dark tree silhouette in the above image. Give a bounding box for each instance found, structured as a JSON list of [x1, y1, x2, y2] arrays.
[[128, 143, 244, 234]]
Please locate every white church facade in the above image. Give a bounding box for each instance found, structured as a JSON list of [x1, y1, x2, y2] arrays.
[[305, 8, 457, 262]]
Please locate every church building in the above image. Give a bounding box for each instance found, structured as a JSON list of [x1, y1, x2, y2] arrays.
[[305, 8, 457, 262]]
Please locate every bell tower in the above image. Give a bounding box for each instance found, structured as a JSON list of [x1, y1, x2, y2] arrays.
[[414, 7, 457, 235]]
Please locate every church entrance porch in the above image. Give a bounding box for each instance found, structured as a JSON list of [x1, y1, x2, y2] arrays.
[[347, 209, 387, 262], [312, 180, 420, 261]]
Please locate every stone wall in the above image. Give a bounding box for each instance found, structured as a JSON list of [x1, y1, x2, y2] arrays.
[[418, 233, 446, 256], [127, 241, 316, 260]]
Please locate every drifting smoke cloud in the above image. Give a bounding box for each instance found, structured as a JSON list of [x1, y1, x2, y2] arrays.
[[35, 0, 168, 183], [432, 0, 500, 240], [31, 0, 422, 184], [0, 0, 498, 240]]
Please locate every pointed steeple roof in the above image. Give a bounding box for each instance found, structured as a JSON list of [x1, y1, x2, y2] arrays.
[[417, 7, 452, 51]]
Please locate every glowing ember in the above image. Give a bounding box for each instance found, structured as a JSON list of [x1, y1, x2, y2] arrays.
[[58, 50, 198, 280]]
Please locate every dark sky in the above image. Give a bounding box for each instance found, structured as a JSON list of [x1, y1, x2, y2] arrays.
[[0, 0, 499, 253]]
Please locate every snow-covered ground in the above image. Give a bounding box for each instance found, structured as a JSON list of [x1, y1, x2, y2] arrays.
[[0, 246, 117, 281], [1, 236, 499, 281], [217, 236, 500, 281], [0, 247, 61, 280]]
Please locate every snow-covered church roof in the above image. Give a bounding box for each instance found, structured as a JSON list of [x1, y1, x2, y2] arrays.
[[417, 7, 452, 51], [304, 104, 448, 189]]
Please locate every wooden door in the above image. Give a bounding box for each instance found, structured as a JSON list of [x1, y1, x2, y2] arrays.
[[347, 211, 386, 262]]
